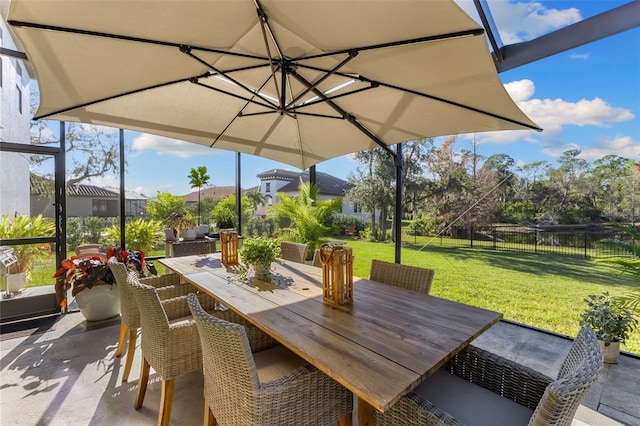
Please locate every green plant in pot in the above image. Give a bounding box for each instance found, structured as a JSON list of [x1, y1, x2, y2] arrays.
[[580, 292, 638, 363], [0, 214, 55, 291], [238, 237, 281, 281]]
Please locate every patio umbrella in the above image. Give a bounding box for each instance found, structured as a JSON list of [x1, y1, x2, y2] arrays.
[[8, 0, 540, 170]]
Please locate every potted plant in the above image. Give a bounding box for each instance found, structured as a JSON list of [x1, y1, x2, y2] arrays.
[[165, 212, 186, 240], [580, 291, 638, 363], [238, 237, 281, 281], [181, 213, 198, 241], [0, 214, 56, 292], [53, 247, 155, 321]]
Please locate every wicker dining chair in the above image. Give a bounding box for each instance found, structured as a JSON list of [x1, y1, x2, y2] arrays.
[[187, 293, 354, 426], [75, 244, 106, 260], [369, 259, 435, 294], [311, 249, 322, 267], [108, 259, 197, 382], [280, 241, 308, 264], [374, 326, 603, 426]]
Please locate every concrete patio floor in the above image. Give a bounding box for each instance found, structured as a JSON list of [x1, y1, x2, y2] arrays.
[[1, 312, 639, 426]]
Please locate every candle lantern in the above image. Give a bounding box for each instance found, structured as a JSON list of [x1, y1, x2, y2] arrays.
[[319, 242, 353, 305], [220, 229, 239, 265]]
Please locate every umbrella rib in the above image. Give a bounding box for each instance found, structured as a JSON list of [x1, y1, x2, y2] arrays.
[[255, 0, 283, 106], [296, 64, 543, 132], [181, 47, 279, 109], [290, 71, 398, 161], [292, 85, 378, 110], [33, 73, 211, 121], [287, 50, 359, 109], [191, 81, 276, 111], [210, 75, 276, 147], [7, 20, 269, 61], [297, 29, 485, 61]]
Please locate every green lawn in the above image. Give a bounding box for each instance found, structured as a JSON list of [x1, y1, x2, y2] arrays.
[[333, 237, 640, 354]]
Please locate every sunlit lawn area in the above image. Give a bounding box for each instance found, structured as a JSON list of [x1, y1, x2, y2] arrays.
[[331, 236, 640, 354]]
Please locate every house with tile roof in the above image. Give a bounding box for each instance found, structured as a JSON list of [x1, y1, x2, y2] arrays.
[[30, 175, 150, 218], [180, 185, 240, 206], [255, 169, 367, 219]]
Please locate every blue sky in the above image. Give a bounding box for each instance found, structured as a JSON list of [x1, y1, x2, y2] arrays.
[[74, 0, 638, 197]]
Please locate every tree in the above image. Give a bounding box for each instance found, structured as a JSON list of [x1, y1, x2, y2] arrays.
[[188, 166, 211, 225], [211, 195, 252, 230], [245, 191, 267, 217], [145, 191, 186, 223], [268, 182, 342, 253]]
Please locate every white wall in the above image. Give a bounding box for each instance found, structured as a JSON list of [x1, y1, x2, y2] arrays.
[[0, 19, 32, 218]]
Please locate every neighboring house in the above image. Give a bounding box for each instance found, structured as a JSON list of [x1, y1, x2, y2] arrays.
[[255, 169, 368, 220], [30, 176, 149, 218], [0, 13, 33, 218], [180, 185, 240, 207]]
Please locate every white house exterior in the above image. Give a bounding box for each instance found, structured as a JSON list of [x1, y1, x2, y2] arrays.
[[0, 10, 32, 218], [255, 169, 369, 220]]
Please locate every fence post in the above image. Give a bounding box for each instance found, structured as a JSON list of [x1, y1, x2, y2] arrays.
[[493, 226, 497, 250], [534, 230, 538, 254], [584, 231, 588, 259], [470, 226, 474, 248]]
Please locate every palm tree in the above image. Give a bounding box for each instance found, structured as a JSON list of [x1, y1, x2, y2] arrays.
[[188, 166, 211, 225], [245, 191, 267, 217], [268, 181, 342, 253]]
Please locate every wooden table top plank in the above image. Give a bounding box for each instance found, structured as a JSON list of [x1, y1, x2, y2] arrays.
[[182, 270, 420, 411]]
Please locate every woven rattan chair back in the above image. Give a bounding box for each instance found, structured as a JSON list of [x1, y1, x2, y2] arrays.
[[75, 244, 106, 260], [369, 259, 434, 294], [280, 241, 308, 264], [126, 272, 205, 426], [187, 293, 354, 426], [530, 326, 603, 426]]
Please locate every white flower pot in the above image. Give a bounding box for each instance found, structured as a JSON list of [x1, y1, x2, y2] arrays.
[[196, 225, 208, 239], [75, 283, 121, 321], [599, 340, 620, 364], [6, 272, 27, 293], [182, 228, 197, 241], [164, 227, 177, 241]]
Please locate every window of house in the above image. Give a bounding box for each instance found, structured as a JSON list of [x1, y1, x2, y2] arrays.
[[92, 199, 118, 217], [16, 84, 22, 113], [265, 182, 271, 192], [354, 202, 362, 213]]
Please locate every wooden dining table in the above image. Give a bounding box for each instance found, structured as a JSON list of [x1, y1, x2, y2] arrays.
[[159, 253, 503, 426]]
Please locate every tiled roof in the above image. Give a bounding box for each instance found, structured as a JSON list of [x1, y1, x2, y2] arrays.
[[181, 186, 240, 202], [67, 184, 119, 197], [277, 171, 352, 196], [256, 169, 301, 180]]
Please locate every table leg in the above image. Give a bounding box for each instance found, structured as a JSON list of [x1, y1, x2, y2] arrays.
[[357, 398, 375, 426]]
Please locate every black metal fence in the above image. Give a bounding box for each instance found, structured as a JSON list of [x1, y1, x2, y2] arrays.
[[431, 225, 636, 259]]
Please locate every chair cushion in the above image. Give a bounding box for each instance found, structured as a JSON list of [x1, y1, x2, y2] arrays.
[[253, 344, 309, 383], [414, 369, 534, 426]]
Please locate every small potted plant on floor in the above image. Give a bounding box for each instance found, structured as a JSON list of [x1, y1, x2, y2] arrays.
[[580, 291, 638, 363], [238, 237, 281, 281]]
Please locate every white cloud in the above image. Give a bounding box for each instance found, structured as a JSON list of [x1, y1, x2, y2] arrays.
[[132, 134, 225, 158], [487, 1, 582, 44], [475, 79, 635, 146], [576, 136, 640, 161]]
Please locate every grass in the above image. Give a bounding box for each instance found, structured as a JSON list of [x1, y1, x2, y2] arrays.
[[333, 236, 640, 354]]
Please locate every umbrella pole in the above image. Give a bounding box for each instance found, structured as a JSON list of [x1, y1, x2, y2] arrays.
[[394, 144, 403, 264]]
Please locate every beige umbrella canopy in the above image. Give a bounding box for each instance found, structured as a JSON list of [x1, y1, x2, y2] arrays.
[[8, 0, 540, 170]]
